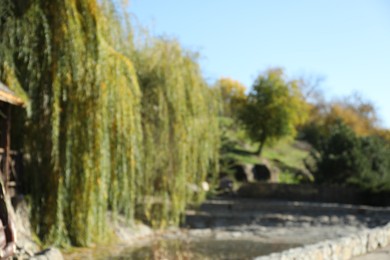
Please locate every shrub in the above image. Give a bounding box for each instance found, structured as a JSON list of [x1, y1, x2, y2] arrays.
[[308, 122, 390, 192]]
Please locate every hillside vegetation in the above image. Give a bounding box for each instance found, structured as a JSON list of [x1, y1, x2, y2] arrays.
[[217, 70, 390, 193]]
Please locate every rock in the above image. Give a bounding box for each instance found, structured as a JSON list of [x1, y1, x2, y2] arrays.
[[346, 214, 357, 222], [30, 247, 63, 260], [330, 216, 340, 224], [13, 197, 40, 256], [201, 181, 210, 191], [111, 214, 153, 242], [217, 176, 234, 193], [231, 231, 242, 238]]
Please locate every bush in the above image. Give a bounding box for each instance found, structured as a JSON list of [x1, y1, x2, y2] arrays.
[[349, 136, 390, 192], [308, 122, 360, 184], [307, 122, 390, 192]]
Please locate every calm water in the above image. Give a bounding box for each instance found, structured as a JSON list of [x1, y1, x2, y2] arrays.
[[108, 239, 299, 260]]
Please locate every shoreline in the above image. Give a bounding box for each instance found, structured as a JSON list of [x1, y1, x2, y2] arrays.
[[62, 221, 379, 259]]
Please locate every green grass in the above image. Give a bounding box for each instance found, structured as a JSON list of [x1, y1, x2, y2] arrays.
[[262, 140, 310, 170], [225, 138, 311, 184], [219, 117, 312, 184]]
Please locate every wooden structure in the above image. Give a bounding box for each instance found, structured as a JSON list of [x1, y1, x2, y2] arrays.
[[0, 82, 24, 196]]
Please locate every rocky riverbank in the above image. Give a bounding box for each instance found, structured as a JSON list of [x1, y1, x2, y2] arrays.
[[256, 223, 390, 260], [66, 221, 390, 259], [63, 224, 374, 259], [13, 196, 389, 259], [64, 198, 390, 259]]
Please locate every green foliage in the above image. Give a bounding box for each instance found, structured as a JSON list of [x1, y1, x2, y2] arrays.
[[307, 122, 360, 184], [215, 78, 246, 118], [133, 39, 220, 228], [308, 122, 390, 192], [239, 68, 308, 155], [0, 0, 143, 246], [350, 136, 390, 191], [0, 0, 219, 246], [298, 121, 325, 150], [218, 117, 242, 177]]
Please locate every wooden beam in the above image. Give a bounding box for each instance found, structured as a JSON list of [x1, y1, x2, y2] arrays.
[[0, 81, 24, 107], [0, 90, 23, 107], [1, 104, 10, 194]]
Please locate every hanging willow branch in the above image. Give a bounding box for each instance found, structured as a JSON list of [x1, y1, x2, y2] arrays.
[[135, 39, 219, 227], [0, 0, 219, 246], [0, 0, 143, 246]]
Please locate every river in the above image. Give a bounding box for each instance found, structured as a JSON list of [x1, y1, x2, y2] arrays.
[[105, 238, 298, 260]]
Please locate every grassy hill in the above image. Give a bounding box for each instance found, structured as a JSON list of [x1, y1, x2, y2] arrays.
[[221, 133, 312, 185]]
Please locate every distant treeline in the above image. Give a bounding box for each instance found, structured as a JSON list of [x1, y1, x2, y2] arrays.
[[217, 69, 390, 195], [0, 0, 219, 246]]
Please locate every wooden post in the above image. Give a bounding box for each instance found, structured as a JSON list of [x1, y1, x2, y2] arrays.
[[1, 104, 10, 194]]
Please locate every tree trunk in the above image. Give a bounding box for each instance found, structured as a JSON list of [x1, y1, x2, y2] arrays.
[[256, 135, 267, 156], [256, 141, 265, 156]]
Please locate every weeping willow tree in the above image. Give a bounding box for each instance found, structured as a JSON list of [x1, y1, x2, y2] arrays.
[[0, 0, 142, 246], [0, 0, 219, 247], [135, 39, 220, 228]]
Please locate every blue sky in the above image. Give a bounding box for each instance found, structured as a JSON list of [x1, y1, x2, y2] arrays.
[[129, 0, 390, 128]]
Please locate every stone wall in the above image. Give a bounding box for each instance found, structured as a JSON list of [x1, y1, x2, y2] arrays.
[[255, 222, 390, 260], [238, 183, 390, 206]]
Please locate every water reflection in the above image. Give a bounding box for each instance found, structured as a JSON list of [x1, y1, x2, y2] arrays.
[[110, 239, 299, 260]]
